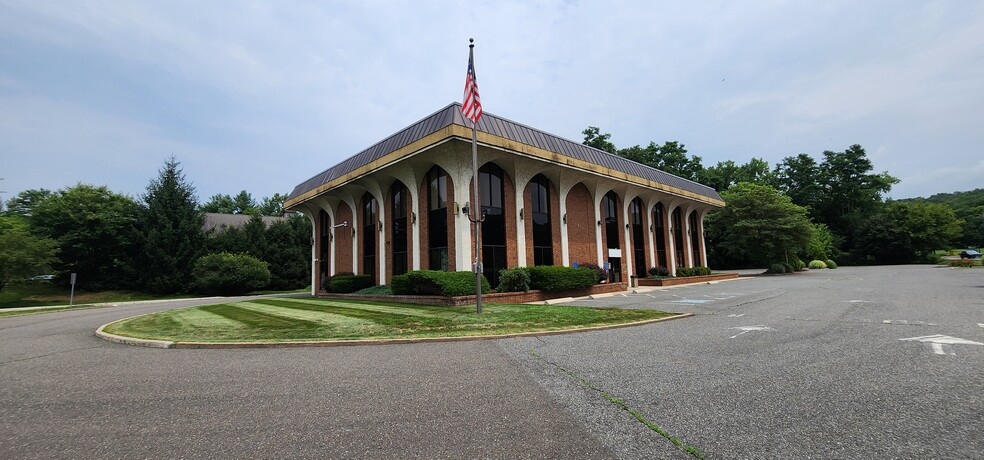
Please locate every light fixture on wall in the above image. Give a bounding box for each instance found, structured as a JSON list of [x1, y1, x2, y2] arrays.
[[597, 220, 602, 226], [378, 221, 383, 232], [625, 223, 630, 229], [649, 223, 654, 233], [562, 213, 567, 225], [461, 205, 469, 215], [519, 207, 524, 220], [411, 211, 416, 225]]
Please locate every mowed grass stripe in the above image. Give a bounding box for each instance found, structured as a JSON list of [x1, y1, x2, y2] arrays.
[[229, 301, 372, 328], [200, 304, 322, 331], [280, 298, 446, 317], [253, 299, 442, 326], [104, 305, 248, 340]]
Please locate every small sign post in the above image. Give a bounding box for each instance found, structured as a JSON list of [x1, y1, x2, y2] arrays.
[[69, 273, 77, 307]]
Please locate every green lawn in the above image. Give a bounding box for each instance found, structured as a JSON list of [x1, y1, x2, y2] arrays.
[[0, 282, 311, 310], [103, 298, 676, 343]]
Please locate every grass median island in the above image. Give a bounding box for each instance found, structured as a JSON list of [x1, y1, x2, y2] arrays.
[[103, 297, 676, 343]]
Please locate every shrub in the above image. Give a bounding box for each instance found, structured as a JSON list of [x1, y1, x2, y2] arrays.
[[578, 263, 607, 284], [676, 266, 712, 277], [528, 266, 597, 291], [808, 260, 828, 269], [390, 274, 412, 295], [329, 274, 373, 293], [192, 252, 271, 296], [948, 259, 975, 268], [497, 267, 531, 292], [353, 285, 392, 295], [782, 262, 795, 274], [648, 266, 670, 277], [825, 259, 838, 269], [792, 258, 806, 272], [767, 263, 787, 274], [406, 270, 490, 297]]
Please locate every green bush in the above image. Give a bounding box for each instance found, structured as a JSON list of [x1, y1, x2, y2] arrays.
[[767, 263, 787, 274], [390, 274, 412, 295], [528, 266, 597, 291], [577, 263, 607, 284], [648, 266, 670, 277], [825, 259, 838, 269], [406, 270, 490, 297], [329, 274, 373, 293], [792, 258, 806, 272], [808, 260, 828, 269], [353, 285, 392, 295], [192, 252, 271, 296], [948, 259, 975, 268], [676, 266, 712, 277], [782, 262, 795, 273], [497, 267, 531, 292]]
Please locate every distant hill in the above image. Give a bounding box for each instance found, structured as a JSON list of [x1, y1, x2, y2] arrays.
[[902, 188, 983, 247]]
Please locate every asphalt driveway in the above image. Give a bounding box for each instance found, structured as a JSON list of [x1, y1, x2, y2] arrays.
[[2, 265, 982, 458]]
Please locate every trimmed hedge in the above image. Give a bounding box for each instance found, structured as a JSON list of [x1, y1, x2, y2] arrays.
[[808, 260, 828, 269], [675, 266, 712, 277], [527, 266, 597, 291], [648, 266, 670, 277], [497, 267, 531, 293], [405, 270, 490, 297], [328, 274, 373, 293], [577, 263, 608, 284], [390, 274, 412, 295], [948, 259, 975, 268], [825, 259, 838, 269], [192, 252, 271, 296]]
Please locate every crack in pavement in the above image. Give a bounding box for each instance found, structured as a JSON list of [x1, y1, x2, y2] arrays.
[[529, 343, 703, 459]]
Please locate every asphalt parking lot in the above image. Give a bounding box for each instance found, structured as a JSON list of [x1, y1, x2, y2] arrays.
[[1, 265, 982, 458]]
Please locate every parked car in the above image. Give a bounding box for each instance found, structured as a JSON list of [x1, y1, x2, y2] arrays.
[[959, 250, 982, 259]]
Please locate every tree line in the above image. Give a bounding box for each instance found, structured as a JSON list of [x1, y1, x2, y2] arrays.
[[583, 128, 976, 268], [0, 158, 310, 293]]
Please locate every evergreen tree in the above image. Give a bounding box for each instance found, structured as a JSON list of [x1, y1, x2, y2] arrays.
[[139, 158, 205, 293]]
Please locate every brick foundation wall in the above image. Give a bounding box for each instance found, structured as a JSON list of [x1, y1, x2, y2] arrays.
[[637, 273, 738, 286]]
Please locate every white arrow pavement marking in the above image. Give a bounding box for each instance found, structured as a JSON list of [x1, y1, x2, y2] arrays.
[[900, 335, 984, 356], [978, 323, 984, 328], [846, 300, 874, 303], [728, 313, 746, 318], [729, 325, 773, 339]]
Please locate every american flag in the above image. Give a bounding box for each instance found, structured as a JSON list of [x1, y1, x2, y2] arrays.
[[462, 48, 483, 124]]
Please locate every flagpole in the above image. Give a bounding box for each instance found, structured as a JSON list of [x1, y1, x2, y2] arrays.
[[468, 38, 483, 314]]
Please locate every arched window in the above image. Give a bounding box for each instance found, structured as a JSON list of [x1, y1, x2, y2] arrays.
[[530, 174, 553, 266], [427, 167, 449, 270], [319, 209, 330, 291], [672, 207, 685, 268], [391, 184, 408, 276], [652, 203, 667, 270], [480, 163, 507, 287], [630, 197, 646, 279], [689, 210, 702, 267], [362, 193, 377, 281], [602, 191, 621, 282]]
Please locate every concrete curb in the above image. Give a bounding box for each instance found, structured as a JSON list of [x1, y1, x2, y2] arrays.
[[96, 316, 175, 349], [94, 313, 695, 349]]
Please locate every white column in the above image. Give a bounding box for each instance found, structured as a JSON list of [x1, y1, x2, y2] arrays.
[[558, 184, 571, 267], [409, 187, 421, 270], [451, 170, 473, 272], [622, 196, 633, 280]]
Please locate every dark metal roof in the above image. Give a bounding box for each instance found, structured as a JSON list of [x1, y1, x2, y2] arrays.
[[287, 103, 722, 204]]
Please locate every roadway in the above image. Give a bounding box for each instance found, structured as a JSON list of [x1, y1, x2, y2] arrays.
[[1, 265, 982, 458]]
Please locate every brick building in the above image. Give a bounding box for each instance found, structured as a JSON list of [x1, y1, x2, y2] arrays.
[[284, 103, 724, 293]]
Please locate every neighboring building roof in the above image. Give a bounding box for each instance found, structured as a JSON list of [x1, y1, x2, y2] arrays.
[[286, 103, 723, 208], [203, 213, 287, 233]]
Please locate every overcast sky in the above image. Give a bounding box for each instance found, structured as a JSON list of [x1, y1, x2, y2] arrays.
[[2, 1, 982, 206]]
